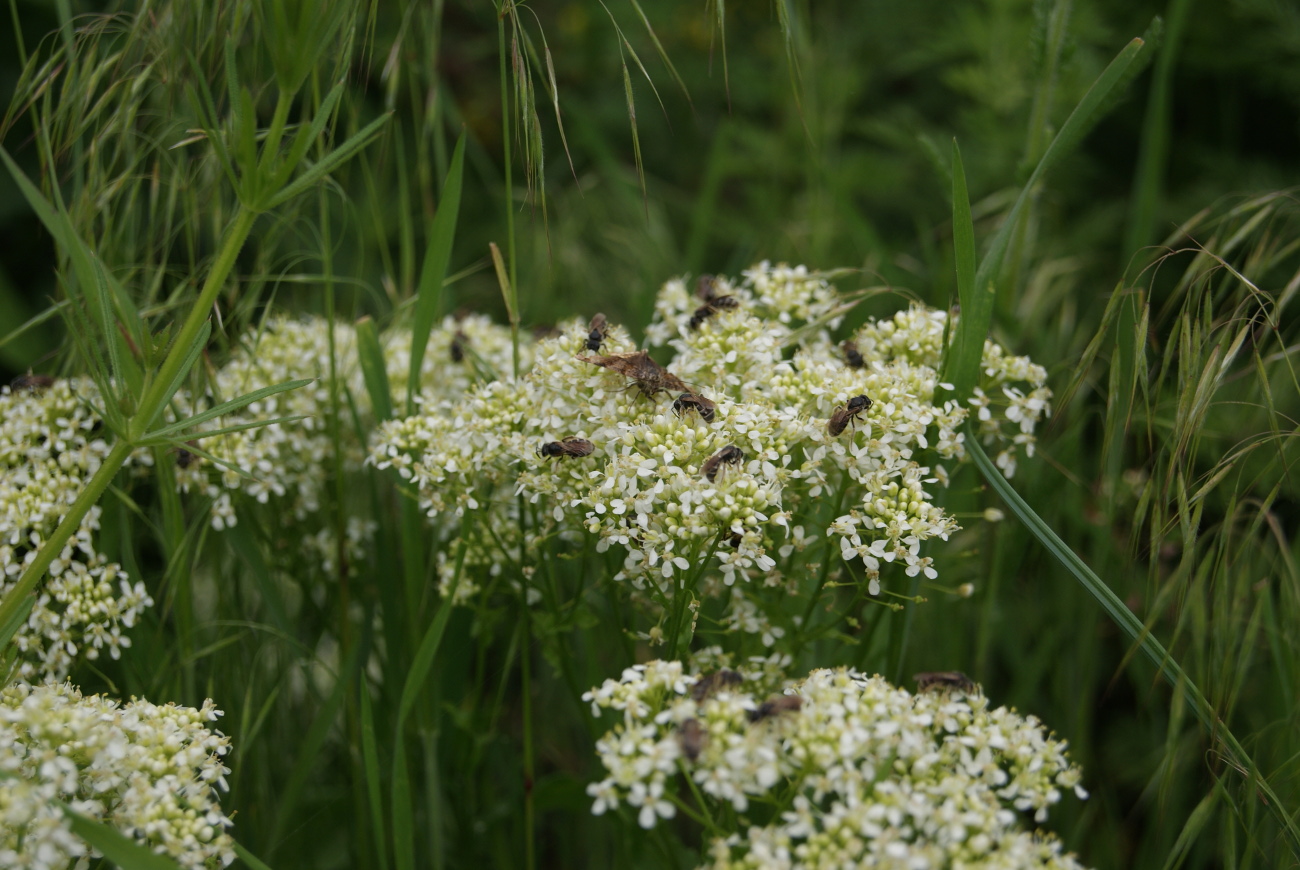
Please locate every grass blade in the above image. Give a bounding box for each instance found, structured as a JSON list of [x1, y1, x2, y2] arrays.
[[942, 139, 978, 386], [966, 433, 1300, 853], [265, 111, 392, 210], [356, 315, 394, 423], [141, 377, 313, 440], [60, 804, 184, 869], [944, 35, 1153, 403]]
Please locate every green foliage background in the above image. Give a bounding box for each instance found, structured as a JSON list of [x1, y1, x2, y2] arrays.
[[2, 0, 1299, 868]]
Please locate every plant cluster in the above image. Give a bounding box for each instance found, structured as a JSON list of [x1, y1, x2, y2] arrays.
[[372, 264, 1051, 623], [0, 379, 153, 681], [0, 680, 234, 869], [585, 660, 1088, 869]]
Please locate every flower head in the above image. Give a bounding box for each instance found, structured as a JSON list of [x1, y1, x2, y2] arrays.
[[585, 662, 1089, 870], [0, 680, 235, 869]]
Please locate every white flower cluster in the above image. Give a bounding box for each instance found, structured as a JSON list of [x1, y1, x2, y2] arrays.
[[372, 263, 1052, 603], [0, 379, 154, 681], [853, 306, 1052, 477], [0, 679, 235, 869], [176, 314, 522, 539], [174, 316, 368, 530], [583, 661, 1089, 870]]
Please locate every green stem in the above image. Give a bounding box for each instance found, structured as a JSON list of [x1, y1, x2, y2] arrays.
[[132, 206, 258, 439], [0, 438, 134, 630], [2, 201, 258, 649], [666, 536, 720, 661], [497, 10, 520, 379]]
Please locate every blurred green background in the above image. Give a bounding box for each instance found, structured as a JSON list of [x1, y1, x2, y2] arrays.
[[2, 1, 1299, 868]]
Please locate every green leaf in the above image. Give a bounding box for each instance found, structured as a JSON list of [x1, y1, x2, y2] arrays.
[[360, 685, 390, 870], [943, 36, 1152, 403], [966, 433, 1300, 853], [60, 805, 184, 869], [406, 131, 467, 414], [232, 840, 279, 870], [264, 112, 392, 210], [0, 146, 143, 394], [141, 378, 313, 440], [942, 139, 978, 386], [0, 591, 34, 651], [356, 316, 394, 423]]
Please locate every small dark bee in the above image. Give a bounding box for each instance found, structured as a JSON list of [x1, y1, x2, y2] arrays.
[[724, 530, 744, 548], [841, 340, 864, 369], [688, 295, 740, 331], [747, 694, 804, 723], [678, 718, 706, 762], [827, 395, 872, 436], [586, 313, 609, 352], [450, 329, 469, 363], [914, 671, 977, 694], [690, 668, 744, 702], [700, 445, 744, 482], [672, 392, 716, 424], [9, 373, 56, 392], [579, 351, 689, 398], [537, 437, 595, 459], [176, 441, 201, 469]]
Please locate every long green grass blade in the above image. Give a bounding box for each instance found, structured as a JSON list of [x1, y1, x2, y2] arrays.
[[265, 111, 392, 210], [356, 315, 394, 422], [232, 840, 278, 870], [966, 433, 1300, 853], [60, 804, 184, 869], [943, 139, 977, 384], [943, 36, 1152, 402], [269, 637, 364, 851], [142, 377, 313, 440], [360, 684, 390, 870], [406, 131, 467, 415]]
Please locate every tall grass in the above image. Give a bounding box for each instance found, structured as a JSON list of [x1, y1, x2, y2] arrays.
[[2, 1, 1299, 868]]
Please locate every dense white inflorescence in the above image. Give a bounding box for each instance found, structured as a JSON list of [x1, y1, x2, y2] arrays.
[[0, 378, 153, 681], [583, 661, 1089, 870], [0, 680, 235, 869], [372, 264, 1051, 604]]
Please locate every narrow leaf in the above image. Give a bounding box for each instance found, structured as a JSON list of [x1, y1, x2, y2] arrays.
[[142, 378, 313, 440], [406, 131, 467, 414], [943, 139, 978, 387], [264, 112, 392, 210], [61, 805, 183, 869], [356, 316, 394, 422]]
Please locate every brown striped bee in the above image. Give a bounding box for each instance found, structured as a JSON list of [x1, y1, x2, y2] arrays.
[[586, 313, 609, 352], [841, 340, 864, 369], [537, 437, 595, 459], [914, 671, 977, 694], [579, 350, 689, 398], [827, 395, 872, 436], [9, 373, 56, 392], [700, 445, 744, 482], [690, 668, 744, 702], [672, 392, 716, 424], [688, 295, 740, 331], [678, 718, 706, 761], [450, 329, 469, 363], [747, 694, 804, 723]]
